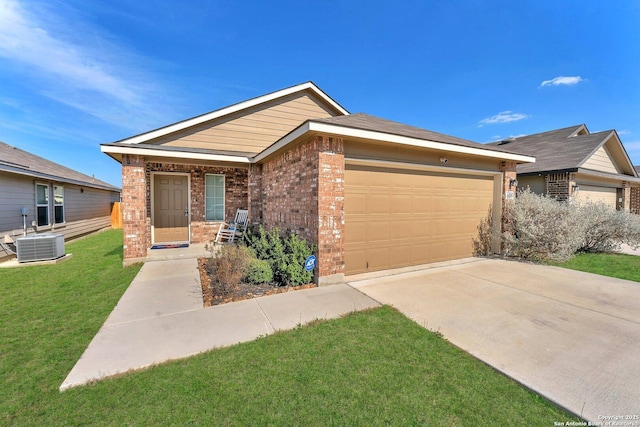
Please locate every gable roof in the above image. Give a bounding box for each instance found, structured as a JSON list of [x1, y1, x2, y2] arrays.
[[113, 81, 349, 146], [255, 113, 535, 163], [102, 84, 535, 165], [0, 142, 119, 191], [487, 125, 637, 176]]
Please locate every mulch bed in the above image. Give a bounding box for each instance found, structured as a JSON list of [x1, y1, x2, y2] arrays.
[[197, 258, 317, 307]]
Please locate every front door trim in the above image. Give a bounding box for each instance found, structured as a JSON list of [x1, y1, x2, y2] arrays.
[[150, 172, 191, 245]]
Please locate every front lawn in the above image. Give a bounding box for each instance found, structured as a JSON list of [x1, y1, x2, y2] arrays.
[[553, 252, 640, 282], [0, 230, 577, 425]]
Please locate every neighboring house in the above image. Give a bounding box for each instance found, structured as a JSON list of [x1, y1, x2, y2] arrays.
[[488, 125, 640, 211], [633, 166, 640, 215], [1, 142, 121, 258], [101, 82, 534, 283]]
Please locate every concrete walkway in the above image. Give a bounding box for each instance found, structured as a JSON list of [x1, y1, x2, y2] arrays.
[[60, 259, 379, 391], [350, 259, 640, 424]]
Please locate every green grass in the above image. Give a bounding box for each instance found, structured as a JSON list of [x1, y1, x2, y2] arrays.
[[552, 252, 640, 282], [1, 230, 577, 426]]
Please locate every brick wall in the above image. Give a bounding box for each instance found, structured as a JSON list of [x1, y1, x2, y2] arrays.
[[631, 187, 640, 214], [500, 161, 517, 234], [122, 154, 147, 260], [145, 163, 248, 244], [256, 135, 345, 281], [545, 173, 571, 201], [121, 158, 248, 262], [316, 138, 345, 279], [248, 163, 263, 225]]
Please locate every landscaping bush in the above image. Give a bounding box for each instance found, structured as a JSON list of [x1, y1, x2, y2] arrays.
[[576, 200, 640, 253], [497, 189, 640, 262], [472, 205, 495, 256], [502, 189, 585, 262], [206, 245, 253, 297], [244, 225, 315, 286], [245, 258, 273, 285]]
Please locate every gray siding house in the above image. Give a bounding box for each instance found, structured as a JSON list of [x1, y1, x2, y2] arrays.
[[1, 142, 120, 259]]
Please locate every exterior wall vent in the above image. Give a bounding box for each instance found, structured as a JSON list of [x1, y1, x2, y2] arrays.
[[16, 233, 65, 263]]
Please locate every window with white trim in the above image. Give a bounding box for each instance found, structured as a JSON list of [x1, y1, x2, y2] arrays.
[[36, 183, 49, 226], [205, 174, 225, 221], [54, 185, 64, 224]]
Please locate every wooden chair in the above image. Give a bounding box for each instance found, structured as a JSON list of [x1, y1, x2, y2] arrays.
[[215, 209, 249, 243]]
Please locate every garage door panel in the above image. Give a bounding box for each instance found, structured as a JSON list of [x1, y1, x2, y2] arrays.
[[367, 221, 390, 242], [345, 193, 367, 215], [391, 195, 412, 213], [345, 165, 495, 275], [391, 220, 413, 240], [412, 196, 432, 214], [345, 220, 366, 245], [575, 185, 617, 208]]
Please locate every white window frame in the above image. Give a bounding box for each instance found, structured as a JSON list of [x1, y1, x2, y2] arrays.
[[35, 182, 50, 227], [205, 174, 225, 221], [53, 184, 65, 224]]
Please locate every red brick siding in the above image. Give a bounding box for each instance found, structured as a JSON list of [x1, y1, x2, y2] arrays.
[[545, 173, 571, 201], [631, 187, 640, 215], [248, 163, 263, 225], [144, 163, 248, 244], [317, 139, 345, 278], [122, 154, 147, 259], [259, 138, 320, 243], [121, 159, 248, 260], [500, 161, 517, 234], [256, 135, 345, 279]]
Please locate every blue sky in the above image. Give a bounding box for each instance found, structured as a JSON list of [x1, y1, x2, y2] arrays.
[[1, 0, 639, 187]]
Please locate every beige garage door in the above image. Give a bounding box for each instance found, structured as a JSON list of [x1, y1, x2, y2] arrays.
[[575, 185, 617, 208], [344, 165, 495, 275]]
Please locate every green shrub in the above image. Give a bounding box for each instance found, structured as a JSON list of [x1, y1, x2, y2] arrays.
[[245, 258, 273, 285], [282, 232, 314, 286], [244, 225, 315, 286]]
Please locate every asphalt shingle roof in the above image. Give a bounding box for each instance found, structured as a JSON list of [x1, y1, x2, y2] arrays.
[[314, 113, 527, 157], [0, 142, 119, 191], [486, 125, 613, 174]]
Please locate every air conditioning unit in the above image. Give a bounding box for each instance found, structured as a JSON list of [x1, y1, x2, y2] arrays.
[[16, 233, 65, 263]]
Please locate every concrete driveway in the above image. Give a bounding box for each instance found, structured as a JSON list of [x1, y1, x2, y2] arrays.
[[350, 259, 640, 423]]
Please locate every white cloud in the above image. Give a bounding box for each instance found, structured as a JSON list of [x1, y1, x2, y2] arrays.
[[618, 129, 632, 136], [479, 111, 530, 126], [540, 76, 584, 87], [0, 0, 176, 131]]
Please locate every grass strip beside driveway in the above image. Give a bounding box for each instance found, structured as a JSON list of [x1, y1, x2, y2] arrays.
[[0, 230, 577, 425], [553, 252, 640, 282]]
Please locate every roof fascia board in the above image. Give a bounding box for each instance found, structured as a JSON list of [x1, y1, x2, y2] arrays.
[[576, 167, 640, 184], [308, 122, 535, 163], [517, 168, 578, 177], [0, 165, 119, 191], [100, 144, 251, 164], [117, 82, 349, 146], [255, 121, 536, 163]]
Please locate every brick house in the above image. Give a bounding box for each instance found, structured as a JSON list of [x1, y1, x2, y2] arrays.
[[488, 125, 640, 212], [102, 82, 533, 284]]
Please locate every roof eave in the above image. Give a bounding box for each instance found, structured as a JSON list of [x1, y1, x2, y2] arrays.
[[100, 144, 252, 164], [254, 121, 536, 163], [113, 82, 349, 146], [0, 165, 120, 192]]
